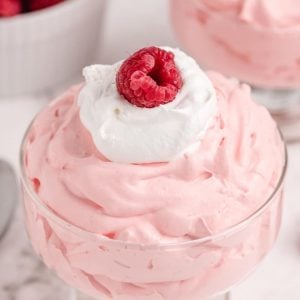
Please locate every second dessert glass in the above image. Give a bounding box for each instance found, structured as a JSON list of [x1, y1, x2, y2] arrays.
[[169, 0, 300, 142], [20, 120, 287, 300]]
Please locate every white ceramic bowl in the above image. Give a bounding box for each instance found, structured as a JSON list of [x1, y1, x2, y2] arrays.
[[0, 0, 106, 97]]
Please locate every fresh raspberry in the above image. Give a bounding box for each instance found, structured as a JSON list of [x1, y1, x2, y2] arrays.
[[116, 46, 183, 108], [28, 0, 64, 11], [0, 0, 21, 17]]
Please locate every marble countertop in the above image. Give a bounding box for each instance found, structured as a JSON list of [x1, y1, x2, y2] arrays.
[[1, 1, 300, 299]]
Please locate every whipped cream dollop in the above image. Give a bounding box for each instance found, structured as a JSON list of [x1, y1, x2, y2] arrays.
[[78, 47, 217, 164]]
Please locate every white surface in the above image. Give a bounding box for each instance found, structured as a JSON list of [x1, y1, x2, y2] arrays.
[[0, 0, 300, 299]]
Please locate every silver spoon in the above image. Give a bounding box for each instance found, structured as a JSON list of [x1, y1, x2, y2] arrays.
[[0, 159, 18, 240]]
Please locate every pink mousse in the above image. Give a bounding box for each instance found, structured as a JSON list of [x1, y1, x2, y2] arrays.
[[171, 0, 300, 88], [22, 72, 285, 300]]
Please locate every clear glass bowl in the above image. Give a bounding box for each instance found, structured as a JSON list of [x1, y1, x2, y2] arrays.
[[20, 120, 287, 300], [170, 0, 300, 142]]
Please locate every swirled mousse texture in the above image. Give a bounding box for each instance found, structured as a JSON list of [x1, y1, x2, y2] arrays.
[[171, 0, 300, 88], [24, 74, 284, 244], [23, 49, 285, 299]]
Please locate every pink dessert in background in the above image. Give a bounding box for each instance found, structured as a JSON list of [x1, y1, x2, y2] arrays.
[[21, 47, 286, 300], [170, 0, 300, 89]]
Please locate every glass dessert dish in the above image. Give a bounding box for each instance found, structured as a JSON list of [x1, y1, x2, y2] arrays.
[[20, 114, 287, 300], [170, 0, 300, 142], [20, 46, 287, 300]]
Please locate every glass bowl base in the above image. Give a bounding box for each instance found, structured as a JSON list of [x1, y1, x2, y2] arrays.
[[253, 88, 300, 142], [71, 288, 230, 300]]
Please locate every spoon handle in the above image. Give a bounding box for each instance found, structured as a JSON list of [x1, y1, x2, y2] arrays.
[[0, 160, 18, 240]]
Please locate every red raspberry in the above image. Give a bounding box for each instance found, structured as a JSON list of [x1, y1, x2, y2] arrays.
[[116, 46, 183, 108], [28, 0, 64, 11], [0, 0, 21, 17]]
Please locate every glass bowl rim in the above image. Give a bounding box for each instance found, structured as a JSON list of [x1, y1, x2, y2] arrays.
[[19, 113, 288, 250]]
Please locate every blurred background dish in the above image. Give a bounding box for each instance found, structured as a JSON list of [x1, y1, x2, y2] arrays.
[[0, 0, 65, 17], [170, 0, 300, 89], [0, 0, 107, 97], [170, 0, 300, 142]]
